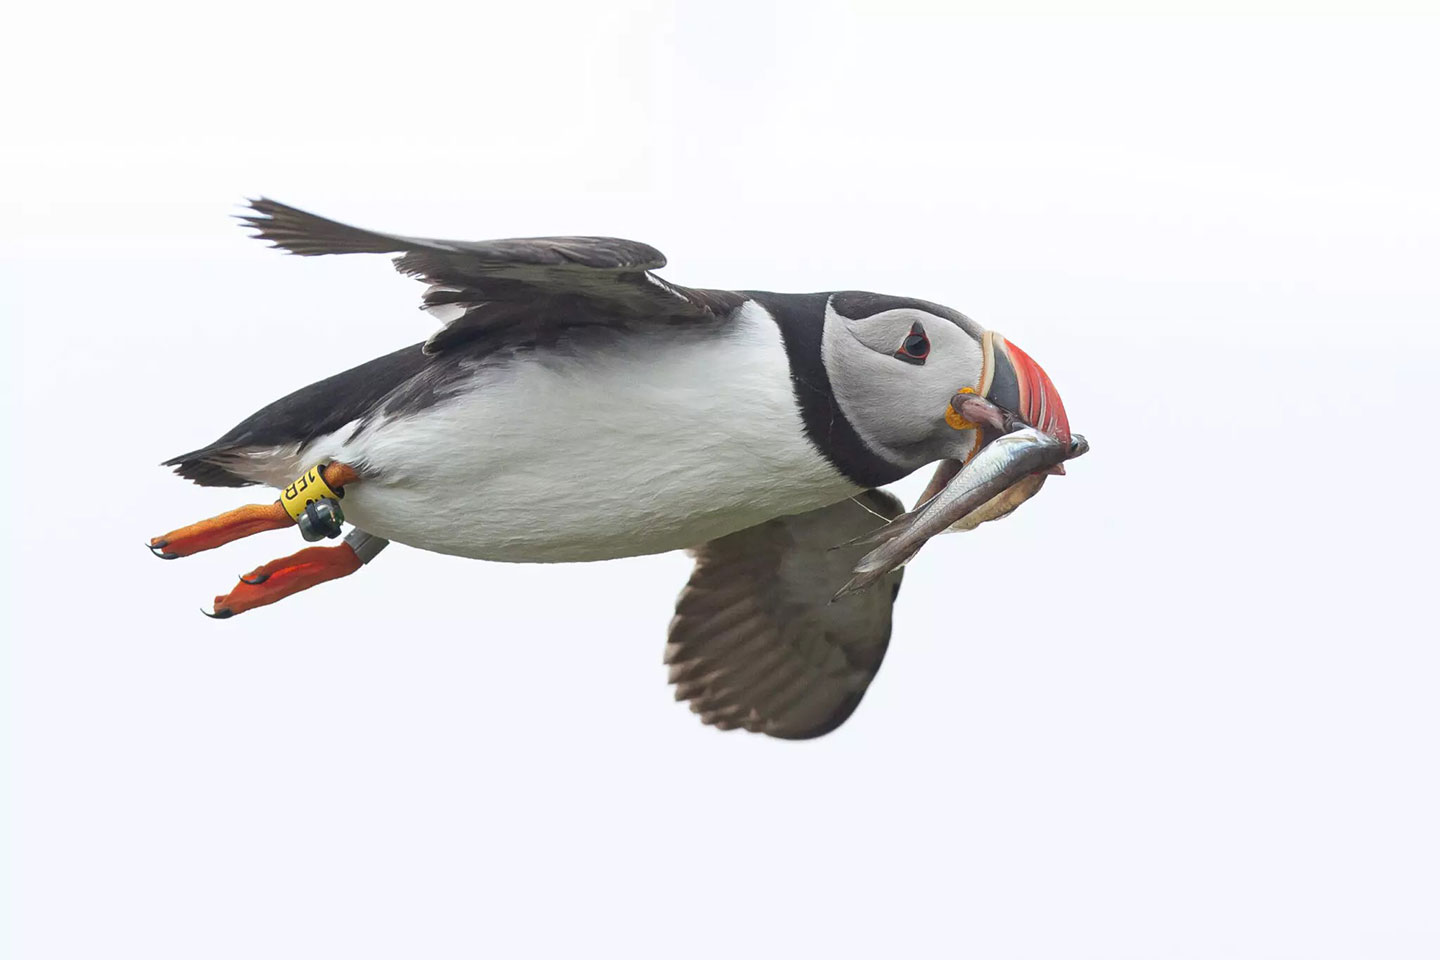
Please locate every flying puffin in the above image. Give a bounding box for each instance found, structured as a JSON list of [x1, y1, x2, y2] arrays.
[[150, 199, 1086, 739]]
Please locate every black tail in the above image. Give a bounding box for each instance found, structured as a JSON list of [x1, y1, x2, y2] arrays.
[[161, 446, 258, 488]]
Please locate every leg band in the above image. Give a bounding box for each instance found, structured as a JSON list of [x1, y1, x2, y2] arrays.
[[344, 529, 389, 564], [280, 464, 345, 523]]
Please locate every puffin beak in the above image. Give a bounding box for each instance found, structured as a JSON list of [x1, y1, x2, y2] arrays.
[[916, 331, 1082, 536], [837, 340, 1088, 597], [928, 331, 1074, 494], [981, 332, 1072, 447]]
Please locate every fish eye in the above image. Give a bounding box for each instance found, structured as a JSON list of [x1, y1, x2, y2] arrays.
[[894, 322, 929, 365]]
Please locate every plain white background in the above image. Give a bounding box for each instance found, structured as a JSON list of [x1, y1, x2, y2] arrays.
[[5, 2, 1439, 957]]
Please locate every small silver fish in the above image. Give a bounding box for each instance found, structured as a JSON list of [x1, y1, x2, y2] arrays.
[[948, 471, 1047, 531], [834, 425, 1086, 599]]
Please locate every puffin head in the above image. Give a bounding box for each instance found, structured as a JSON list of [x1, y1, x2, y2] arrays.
[[822, 291, 1074, 521]]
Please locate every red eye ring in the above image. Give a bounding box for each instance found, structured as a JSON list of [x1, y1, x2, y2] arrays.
[[894, 322, 929, 365]]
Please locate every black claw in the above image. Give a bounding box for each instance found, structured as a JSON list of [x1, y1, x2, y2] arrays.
[[202, 607, 234, 620], [148, 540, 179, 560], [239, 572, 269, 585]]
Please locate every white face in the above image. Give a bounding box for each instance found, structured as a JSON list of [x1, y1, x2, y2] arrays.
[[821, 297, 989, 471]]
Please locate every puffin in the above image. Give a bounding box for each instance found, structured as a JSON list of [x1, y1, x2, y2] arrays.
[[150, 199, 1086, 739]]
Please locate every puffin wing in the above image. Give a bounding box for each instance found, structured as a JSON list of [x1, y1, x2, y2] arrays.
[[239, 198, 743, 355], [665, 490, 906, 739]]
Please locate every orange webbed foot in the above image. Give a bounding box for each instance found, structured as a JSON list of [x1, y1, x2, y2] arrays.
[[149, 503, 292, 559], [207, 543, 364, 619], [149, 462, 362, 559]]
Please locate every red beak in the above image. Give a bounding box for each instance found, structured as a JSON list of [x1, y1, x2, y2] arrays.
[[988, 335, 1072, 447]]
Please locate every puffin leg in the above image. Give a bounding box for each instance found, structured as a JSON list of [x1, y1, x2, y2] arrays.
[[207, 529, 388, 619], [149, 462, 361, 559], [148, 503, 292, 559]]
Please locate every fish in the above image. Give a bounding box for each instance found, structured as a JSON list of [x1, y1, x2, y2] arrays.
[[833, 425, 1087, 599], [948, 471, 1047, 531]]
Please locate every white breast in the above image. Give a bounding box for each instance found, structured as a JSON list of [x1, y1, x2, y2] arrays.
[[304, 301, 860, 562]]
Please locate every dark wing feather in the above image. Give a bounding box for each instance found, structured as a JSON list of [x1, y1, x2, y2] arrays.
[[665, 491, 906, 739], [239, 198, 743, 355]]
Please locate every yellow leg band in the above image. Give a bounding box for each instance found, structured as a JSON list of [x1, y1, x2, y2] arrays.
[[280, 464, 343, 524]]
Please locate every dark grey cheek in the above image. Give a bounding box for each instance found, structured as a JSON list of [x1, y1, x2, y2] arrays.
[[988, 346, 1021, 413]]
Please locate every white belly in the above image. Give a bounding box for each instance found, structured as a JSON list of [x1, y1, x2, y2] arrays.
[[302, 302, 860, 562]]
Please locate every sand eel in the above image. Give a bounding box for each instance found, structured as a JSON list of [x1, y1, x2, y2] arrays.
[[151, 199, 1086, 738]]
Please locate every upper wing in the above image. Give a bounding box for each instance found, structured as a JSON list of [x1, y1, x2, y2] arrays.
[[239, 198, 744, 354], [665, 491, 907, 739]]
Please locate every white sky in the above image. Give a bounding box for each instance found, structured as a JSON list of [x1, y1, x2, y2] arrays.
[[5, 3, 1440, 958]]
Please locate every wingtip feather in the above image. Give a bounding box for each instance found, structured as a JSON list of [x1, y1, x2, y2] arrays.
[[234, 197, 412, 257]]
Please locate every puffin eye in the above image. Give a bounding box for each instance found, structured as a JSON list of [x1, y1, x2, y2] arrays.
[[894, 322, 929, 365]]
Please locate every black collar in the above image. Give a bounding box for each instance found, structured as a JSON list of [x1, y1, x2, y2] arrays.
[[746, 292, 907, 489]]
